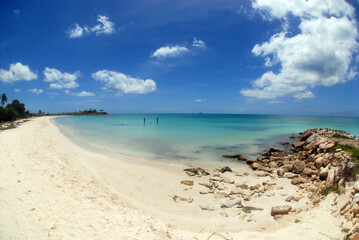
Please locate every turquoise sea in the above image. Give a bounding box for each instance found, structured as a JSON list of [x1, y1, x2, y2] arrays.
[[53, 114, 359, 164]]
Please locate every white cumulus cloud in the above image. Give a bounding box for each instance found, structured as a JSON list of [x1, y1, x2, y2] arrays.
[[0, 62, 38, 83], [90, 15, 115, 35], [195, 98, 207, 102], [240, 0, 358, 100], [14, 89, 21, 93], [192, 37, 206, 48], [68, 15, 115, 38], [151, 46, 189, 59], [43, 67, 80, 89], [27, 88, 43, 94], [92, 70, 156, 94], [64, 90, 95, 97], [68, 24, 84, 38]]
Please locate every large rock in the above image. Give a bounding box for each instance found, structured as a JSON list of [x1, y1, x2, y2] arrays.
[[326, 168, 336, 188], [293, 161, 306, 174], [271, 205, 292, 216], [305, 133, 318, 143]]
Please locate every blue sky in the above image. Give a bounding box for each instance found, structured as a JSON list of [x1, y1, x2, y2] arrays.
[[1, 0, 359, 116]]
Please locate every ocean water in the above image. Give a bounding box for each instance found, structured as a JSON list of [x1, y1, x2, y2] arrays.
[[53, 114, 359, 164]]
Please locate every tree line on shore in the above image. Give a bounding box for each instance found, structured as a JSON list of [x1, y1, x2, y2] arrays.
[[0, 93, 30, 122], [0, 92, 109, 123]]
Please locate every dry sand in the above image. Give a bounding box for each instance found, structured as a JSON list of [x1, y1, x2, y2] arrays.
[[0, 117, 346, 239]]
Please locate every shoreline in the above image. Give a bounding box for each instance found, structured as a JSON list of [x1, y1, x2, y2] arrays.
[[0, 116, 349, 239]]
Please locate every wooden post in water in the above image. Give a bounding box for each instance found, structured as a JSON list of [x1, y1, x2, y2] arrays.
[[144, 118, 145, 125], [157, 118, 158, 124]]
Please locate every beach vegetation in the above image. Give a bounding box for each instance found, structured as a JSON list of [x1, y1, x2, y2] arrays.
[[0, 93, 30, 123], [331, 142, 359, 177], [321, 185, 340, 195], [1, 93, 7, 106], [332, 133, 350, 139]]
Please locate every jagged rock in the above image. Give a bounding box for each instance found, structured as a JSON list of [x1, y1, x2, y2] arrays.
[[271, 205, 292, 216], [315, 157, 323, 169], [200, 204, 219, 211], [326, 168, 336, 188], [282, 164, 293, 172], [285, 196, 294, 202], [180, 180, 194, 186], [293, 161, 306, 174], [246, 159, 257, 165], [277, 168, 285, 177], [284, 172, 298, 179], [319, 166, 329, 178], [307, 154, 315, 162], [221, 198, 242, 208], [269, 162, 277, 168], [270, 147, 283, 152], [303, 168, 317, 176], [290, 133, 300, 139], [251, 162, 265, 171], [293, 141, 305, 148], [354, 180, 359, 193], [300, 131, 313, 141], [291, 176, 307, 185], [342, 222, 352, 232], [305, 134, 318, 144], [220, 166, 232, 173]]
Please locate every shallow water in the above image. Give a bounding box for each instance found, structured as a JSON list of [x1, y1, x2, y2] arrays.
[[53, 114, 359, 164]]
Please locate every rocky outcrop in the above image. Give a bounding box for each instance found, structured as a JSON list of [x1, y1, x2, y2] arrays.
[[245, 128, 356, 205]]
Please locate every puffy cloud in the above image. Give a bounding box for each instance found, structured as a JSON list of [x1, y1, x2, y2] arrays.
[[43, 67, 80, 89], [14, 89, 21, 93], [27, 88, 43, 94], [0, 62, 38, 83], [64, 90, 95, 97], [68, 24, 84, 38], [195, 98, 207, 102], [151, 46, 189, 58], [68, 15, 115, 38], [240, 0, 358, 100], [92, 70, 156, 94], [192, 37, 206, 48], [90, 15, 115, 35]]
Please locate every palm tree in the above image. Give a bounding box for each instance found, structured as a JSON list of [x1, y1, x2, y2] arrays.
[[1, 93, 7, 106]]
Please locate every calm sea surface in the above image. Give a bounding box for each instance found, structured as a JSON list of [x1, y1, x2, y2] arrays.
[[53, 114, 359, 164]]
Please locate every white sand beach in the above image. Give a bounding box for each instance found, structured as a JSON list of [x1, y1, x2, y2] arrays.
[[0, 117, 347, 239]]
